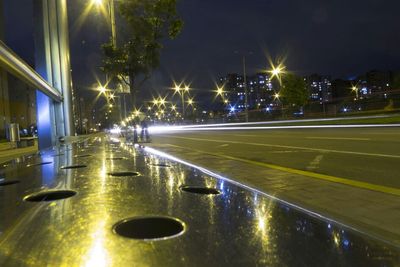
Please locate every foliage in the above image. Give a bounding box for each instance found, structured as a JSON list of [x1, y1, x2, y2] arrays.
[[102, 0, 183, 102], [280, 73, 309, 108], [393, 72, 400, 89]]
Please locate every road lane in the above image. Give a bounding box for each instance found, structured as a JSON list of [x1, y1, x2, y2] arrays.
[[152, 127, 400, 189]]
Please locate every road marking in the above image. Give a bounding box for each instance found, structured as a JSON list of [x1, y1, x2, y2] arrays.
[[165, 135, 400, 159], [234, 134, 259, 137], [218, 144, 229, 147], [307, 155, 324, 170], [307, 137, 371, 141], [160, 144, 400, 197]]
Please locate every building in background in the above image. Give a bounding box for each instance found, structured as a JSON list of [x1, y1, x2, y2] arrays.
[[304, 74, 332, 104], [219, 72, 274, 112]]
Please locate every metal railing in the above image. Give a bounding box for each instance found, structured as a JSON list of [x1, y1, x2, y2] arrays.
[[0, 40, 62, 102]]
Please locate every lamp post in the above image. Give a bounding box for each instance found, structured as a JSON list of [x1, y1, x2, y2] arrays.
[[269, 63, 285, 116], [174, 83, 190, 120], [352, 86, 359, 100], [242, 56, 249, 122], [92, 0, 128, 121]]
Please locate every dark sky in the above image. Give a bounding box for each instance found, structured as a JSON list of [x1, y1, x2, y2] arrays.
[[3, 0, 400, 103]]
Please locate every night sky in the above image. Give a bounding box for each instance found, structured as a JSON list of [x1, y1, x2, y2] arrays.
[[3, 0, 400, 106]]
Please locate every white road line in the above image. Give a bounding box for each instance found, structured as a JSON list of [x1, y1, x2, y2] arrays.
[[164, 135, 400, 159], [307, 155, 324, 170], [307, 137, 371, 141]]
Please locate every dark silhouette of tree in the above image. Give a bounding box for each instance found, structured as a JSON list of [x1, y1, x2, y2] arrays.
[[281, 73, 309, 112], [102, 0, 183, 105]]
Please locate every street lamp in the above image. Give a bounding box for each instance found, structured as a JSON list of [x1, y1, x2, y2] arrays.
[[352, 86, 359, 100], [269, 62, 286, 117], [98, 85, 107, 94], [173, 82, 190, 120]]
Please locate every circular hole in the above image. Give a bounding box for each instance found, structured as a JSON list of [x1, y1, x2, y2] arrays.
[[180, 186, 221, 195], [113, 216, 185, 240], [27, 162, 52, 167], [24, 190, 77, 202], [0, 180, 20, 186], [150, 163, 171, 168], [107, 171, 139, 177], [106, 157, 126, 161], [61, 164, 87, 169], [74, 154, 92, 158]]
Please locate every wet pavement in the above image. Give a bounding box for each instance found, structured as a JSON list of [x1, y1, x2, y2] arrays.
[[0, 134, 398, 266]]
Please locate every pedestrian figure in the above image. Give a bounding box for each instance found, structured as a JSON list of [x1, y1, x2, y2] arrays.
[[133, 123, 138, 143], [140, 120, 150, 142]]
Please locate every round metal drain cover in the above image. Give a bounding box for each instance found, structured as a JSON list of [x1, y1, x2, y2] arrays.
[[61, 164, 87, 169], [74, 154, 92, 158], [107, 171, 139, 177], [0, 180, 20, 186], [52, 154, 65, 157], [180, 185, 221, 195], [106, 157, 126, 160], [24, 190, 77, 202], [27, 162, 52, 167], [150, 163, 171, 167], [113, 216, 185, 240]]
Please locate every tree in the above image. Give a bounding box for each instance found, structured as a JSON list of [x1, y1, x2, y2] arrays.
[[280, 73, 309, 112], [102, 0, 183, 105]]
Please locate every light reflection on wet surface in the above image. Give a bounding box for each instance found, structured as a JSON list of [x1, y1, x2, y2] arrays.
[[0, 135, 398, 266]]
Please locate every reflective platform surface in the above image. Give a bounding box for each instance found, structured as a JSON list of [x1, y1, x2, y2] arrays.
[[0, 135, 399, 266]]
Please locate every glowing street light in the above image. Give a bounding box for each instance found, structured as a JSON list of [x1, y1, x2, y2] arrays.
[[187, 98, 194, 106], [351, 86, 359, 100], [152, 98, 159, 106], [274, 93, 280, 100], [98, 85, 106, 94], [92, 0, 103, 7], [159, 97, 166, 106], [216, 86, 224, 96], [172, 82, 190, 119]]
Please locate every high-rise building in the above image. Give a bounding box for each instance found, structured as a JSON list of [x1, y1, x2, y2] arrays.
[[219, 72, 274, 111], [366, 70, 392, 97], [304, 74, 332, 104]]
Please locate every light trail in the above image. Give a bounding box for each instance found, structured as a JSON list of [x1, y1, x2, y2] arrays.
[[149, 124, 400, 134], [167, 114, 395, 129]]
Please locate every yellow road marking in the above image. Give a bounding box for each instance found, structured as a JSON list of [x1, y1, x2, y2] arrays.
[[307, 137, 371, 141], [165, 144, 400, 197], [164, 135, 400, 159]]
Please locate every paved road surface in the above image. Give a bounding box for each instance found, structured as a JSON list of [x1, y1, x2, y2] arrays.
[[149, 126, 400, 246]]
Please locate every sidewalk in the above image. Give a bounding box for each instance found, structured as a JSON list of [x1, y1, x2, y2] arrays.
[[147, 142, 400, 247], [0, 142, 38, 165], [0, 133, 398, 266]]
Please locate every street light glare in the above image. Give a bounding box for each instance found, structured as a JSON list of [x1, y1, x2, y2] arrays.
[[92, 0, 103, 7], [184, 85, 190, 91], [216, 86, 224, 96], [271, 66, 283, 77], [98, 85, 106, 94]]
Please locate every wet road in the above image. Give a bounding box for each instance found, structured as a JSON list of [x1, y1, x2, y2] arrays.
[[0, 134, 399, 266], [152, 126, 400, 190]]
